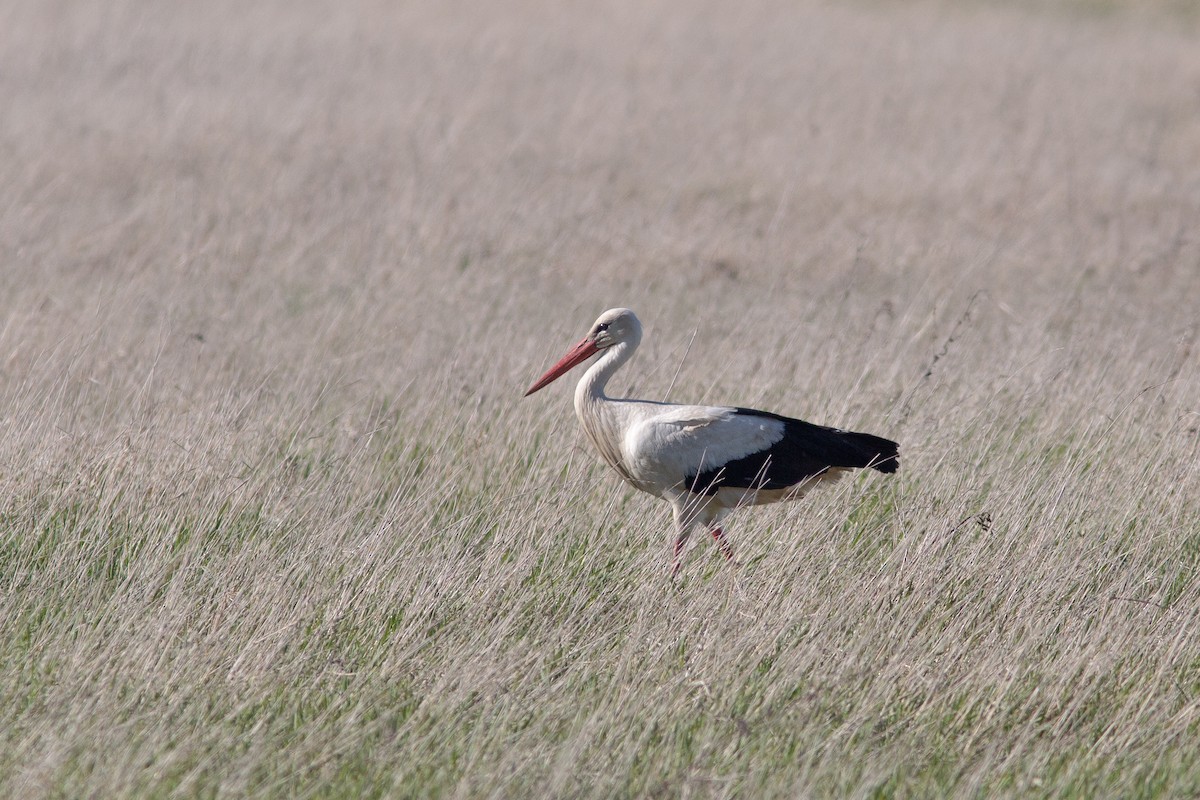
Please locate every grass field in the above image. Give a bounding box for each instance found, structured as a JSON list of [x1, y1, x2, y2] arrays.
[[3, 1, 1200, 797]]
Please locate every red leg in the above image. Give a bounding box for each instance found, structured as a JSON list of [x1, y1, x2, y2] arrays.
[[711, 526, 734, 561], [672, 532, 687, 577]]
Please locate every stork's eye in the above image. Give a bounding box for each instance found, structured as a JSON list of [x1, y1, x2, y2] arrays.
[[596, 323, 610, 332]]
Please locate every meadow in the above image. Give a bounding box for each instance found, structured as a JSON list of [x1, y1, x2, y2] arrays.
[[2, 1, 1199, 796]]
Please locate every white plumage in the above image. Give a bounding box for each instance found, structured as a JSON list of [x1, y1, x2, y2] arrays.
[[525, 308, 899, 574]]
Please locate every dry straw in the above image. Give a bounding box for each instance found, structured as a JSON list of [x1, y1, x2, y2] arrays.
[[2, 0, 1198, 796]]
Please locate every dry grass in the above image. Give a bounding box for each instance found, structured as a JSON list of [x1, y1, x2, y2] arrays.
[[2, 0, 1200, 797]]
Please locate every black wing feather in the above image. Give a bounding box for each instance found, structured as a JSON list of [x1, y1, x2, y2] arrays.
[[685, 408, 898, 495]]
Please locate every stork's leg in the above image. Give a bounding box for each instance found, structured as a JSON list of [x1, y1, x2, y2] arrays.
[[669, 494, 729, 575], [710, 525, 735, 561], [669, 499, 695, 577], [671, 530, 689, 577]]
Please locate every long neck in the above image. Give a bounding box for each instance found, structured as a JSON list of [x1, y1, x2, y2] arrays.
[[573, 339, 638, 481], [575, 339, 636, 406]]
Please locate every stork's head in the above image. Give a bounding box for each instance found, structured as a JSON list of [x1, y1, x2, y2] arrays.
[[524, 308, 642, 396], [588, 307, 642, 349]]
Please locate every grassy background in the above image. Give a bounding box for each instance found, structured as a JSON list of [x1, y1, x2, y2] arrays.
[[2, 0, 1199, 796]]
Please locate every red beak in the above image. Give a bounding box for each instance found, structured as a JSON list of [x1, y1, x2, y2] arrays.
[[524, 337, 600, 396]]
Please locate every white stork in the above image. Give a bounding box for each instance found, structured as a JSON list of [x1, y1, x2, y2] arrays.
[[525, 308, 899, 575]]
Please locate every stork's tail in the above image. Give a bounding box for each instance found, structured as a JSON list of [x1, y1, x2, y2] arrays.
[[837, 429, 899, 473], [778, 414, 899, 474], [739, 407, 902, 474], [688, 408, 900, 496]]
